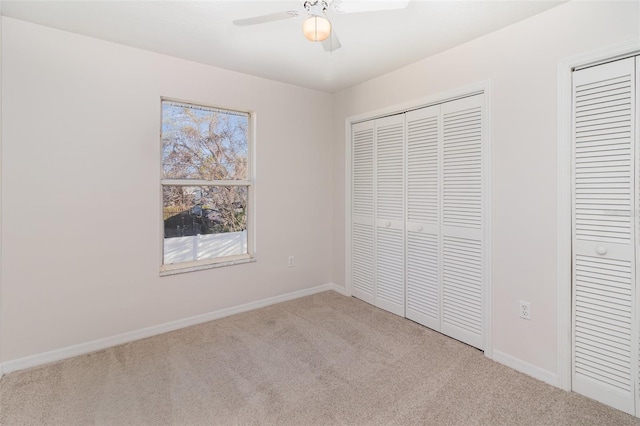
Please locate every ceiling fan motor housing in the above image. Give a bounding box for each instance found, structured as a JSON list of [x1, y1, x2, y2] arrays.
[[304, 0, 329, 17]]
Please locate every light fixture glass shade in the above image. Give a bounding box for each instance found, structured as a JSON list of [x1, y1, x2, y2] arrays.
[[302, 15, 331, 42]]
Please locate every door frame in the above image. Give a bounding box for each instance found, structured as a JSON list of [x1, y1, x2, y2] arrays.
[[557, 38, 640, 392], [344, 80, 493, 358]]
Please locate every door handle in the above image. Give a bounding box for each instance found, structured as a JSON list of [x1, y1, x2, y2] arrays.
[[385, 221, 391, 228], [417, 226, 424, 232], [596, 246, 607, 255]]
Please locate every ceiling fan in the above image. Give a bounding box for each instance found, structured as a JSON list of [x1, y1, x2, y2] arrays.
[[233, 0, 411, 52]]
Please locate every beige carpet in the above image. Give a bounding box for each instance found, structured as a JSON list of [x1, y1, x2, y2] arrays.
[[1, 291, 639, 425]]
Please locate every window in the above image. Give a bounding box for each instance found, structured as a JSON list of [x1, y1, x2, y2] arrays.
[[160, 100, 253, 274]]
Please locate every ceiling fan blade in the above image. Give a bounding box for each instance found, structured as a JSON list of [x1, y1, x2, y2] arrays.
[[332, 0, 410, 14], [322, 29, 342, 52], [233, 11, 298, 26]]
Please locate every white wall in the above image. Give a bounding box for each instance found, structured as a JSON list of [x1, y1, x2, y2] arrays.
[[332, 1, 640, 378], [0, 17, 333, 363]]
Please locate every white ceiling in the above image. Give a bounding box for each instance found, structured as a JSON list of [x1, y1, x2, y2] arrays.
[[1, 0, 566, 93]]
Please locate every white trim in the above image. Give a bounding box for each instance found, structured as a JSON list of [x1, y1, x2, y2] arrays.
[[344, 118, 353, 297], [160, 253, 255, 276], [248, 110, 258, 263], [0, 283, 344, 376], [493, 350, 559, 388], [343, 81, 493, 355], [556, 38, 640, 393], [346, 82, 486, 125], [483, 83, 493, 359], [329, 283, 347, 296], [0, 14, 4, 380], [556, 55, 572, 393]]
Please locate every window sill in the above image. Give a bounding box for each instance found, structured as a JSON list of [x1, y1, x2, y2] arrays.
[[160, 254, 255, 276]]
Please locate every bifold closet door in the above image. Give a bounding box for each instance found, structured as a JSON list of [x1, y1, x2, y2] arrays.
[[636, 55, 640, 419], [572, 57, 636, 415], [405, 105, 442, 330], [440, 94, 485, 350], [351, 120, 375, 305], [350, 95, 486, 349], [375, 114, 406, 316]]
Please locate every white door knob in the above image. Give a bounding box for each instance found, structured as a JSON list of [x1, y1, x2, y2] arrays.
[[417, 226, 424, 232], [385, 221, 391, 227], [596, 246, 607, 255]]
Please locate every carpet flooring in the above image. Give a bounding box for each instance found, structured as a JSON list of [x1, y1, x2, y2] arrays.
[[1, 291, 639, 425]]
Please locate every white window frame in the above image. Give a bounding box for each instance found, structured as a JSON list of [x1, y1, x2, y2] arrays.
[[159, 98, 255, 276]]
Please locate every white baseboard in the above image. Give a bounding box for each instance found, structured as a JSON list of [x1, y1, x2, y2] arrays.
[[328, 283, 347, 295], [0, 283, 344, 376], [492, 350, 559, 388]]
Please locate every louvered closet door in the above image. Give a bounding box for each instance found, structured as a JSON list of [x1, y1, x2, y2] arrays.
[[440, 94, 485, 350], [573, 59, 638, 413], [636, 55, 640, 420], [405, 105, 442, 330], [572, 57, 636, 415], [375, 114, 406, 316], [352, 120, 376, 305]]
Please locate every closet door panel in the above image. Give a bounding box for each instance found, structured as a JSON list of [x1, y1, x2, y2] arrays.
[[352, 120, 375, 304], [375, 114, 405, 316], [572, 57, 636, 415], [636, 55, 640, 419], [376, 227, 405, 314], [440, 94, 485, 350], [405, 105, 441, 330], [406, 231, 439, 328]]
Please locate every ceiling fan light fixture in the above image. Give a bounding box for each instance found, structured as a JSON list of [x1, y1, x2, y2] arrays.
[[302, 15, 331, 42]]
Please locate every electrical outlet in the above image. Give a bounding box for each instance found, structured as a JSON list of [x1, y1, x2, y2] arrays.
[[519, 301, 531, 320], [288, 256, 295, 268]]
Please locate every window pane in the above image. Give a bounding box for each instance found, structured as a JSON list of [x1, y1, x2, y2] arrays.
[[163, 185, 248, 265], [162, 101, 248, 181]]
